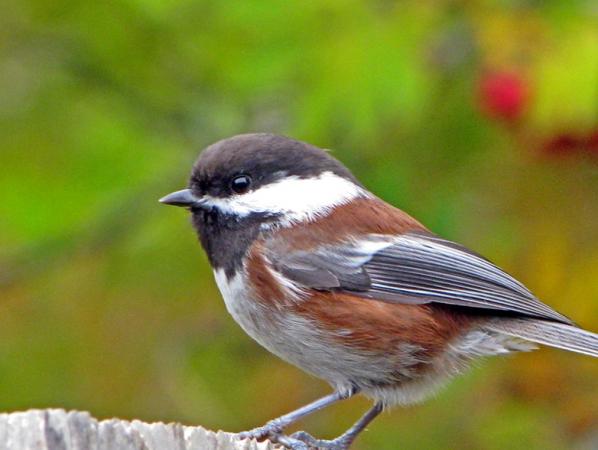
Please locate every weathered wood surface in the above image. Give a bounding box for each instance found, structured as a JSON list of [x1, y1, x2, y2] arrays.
[[0, 409, 280, 450]]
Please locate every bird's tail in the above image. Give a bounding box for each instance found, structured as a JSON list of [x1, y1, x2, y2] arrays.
[[485, 318, 598, 358]]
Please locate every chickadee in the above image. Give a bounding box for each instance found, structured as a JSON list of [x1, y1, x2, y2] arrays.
[[161, 133, 598, 450]]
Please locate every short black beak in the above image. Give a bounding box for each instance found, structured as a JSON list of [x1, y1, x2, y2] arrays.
[[159, 189, 199, 207]]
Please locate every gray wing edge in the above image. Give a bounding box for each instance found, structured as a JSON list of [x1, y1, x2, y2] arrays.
[[361, 232, 573, 324]]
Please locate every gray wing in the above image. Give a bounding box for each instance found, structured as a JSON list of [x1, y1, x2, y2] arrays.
[[271, 231, 573, 324]]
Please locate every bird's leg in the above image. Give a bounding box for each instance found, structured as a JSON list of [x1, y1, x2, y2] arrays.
[[237, 389, 357, 443], [290, 402, 383, 450]]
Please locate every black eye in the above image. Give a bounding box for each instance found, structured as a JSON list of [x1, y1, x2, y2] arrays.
[[231, 174, 252, 194]]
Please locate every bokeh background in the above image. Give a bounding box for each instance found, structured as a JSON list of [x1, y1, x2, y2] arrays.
[[1, 1, 597, 449]]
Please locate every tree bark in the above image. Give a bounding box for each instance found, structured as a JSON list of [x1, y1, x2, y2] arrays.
[[0, 409, 280, 450]]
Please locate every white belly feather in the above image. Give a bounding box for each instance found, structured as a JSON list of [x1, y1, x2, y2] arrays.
[[212, 268, 397, 395], [212, 268, 533, 406]]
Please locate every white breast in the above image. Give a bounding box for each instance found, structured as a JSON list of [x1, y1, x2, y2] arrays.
[[213, 268, 268, 343], [212, 268, 416, 397]]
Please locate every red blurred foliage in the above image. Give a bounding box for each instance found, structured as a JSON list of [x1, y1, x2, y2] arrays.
[[585, 130, 598, 157], [541, 133, 583, 157], [540, 129, 598, 159], [478, 70, 529, 122]]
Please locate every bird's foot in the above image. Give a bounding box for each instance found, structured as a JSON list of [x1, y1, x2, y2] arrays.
[[238, 427, 352, 449], [238, 424, 311, 450], [289, 431, 353, 450], [273, 434, 312, 450], [237, 418, 285, 441]]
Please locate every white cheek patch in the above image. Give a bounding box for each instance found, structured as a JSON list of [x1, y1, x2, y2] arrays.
[[203, 171, 368, 225]]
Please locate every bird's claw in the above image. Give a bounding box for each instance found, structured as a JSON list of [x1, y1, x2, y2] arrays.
[[274, 433, 312, 450], [238, 426, 311, 450], [290, 430, 352, 450], [238, 427, 352, 450], [237, 420, 283, 441]]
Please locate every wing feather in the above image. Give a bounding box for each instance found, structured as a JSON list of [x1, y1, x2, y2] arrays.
[[271, 231, 573, 325]]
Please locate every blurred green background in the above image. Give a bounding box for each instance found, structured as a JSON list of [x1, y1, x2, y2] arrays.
[[1, 1, 597, 449]]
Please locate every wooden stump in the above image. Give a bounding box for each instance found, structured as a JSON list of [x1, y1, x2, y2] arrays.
[[0, 409, 280, 450]]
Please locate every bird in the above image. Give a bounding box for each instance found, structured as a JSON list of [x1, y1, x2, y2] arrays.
[[160, 133, 598, 450]]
